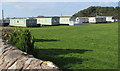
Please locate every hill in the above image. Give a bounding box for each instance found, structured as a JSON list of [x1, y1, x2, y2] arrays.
[[73, 6, 120, 19]]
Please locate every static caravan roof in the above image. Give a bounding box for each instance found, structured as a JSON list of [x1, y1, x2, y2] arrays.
[[89, 16, 106, 18], [78, 17, 89, 18], [10, 18, 35, 20], [96, 16, 106, 18], [69, 16, 78, 21], [96, 16, 113, 17], [105, 16, 115, 19], [11, 17, 29, 19], [35, 16, 59, 18], [60, 16, 72, 18]]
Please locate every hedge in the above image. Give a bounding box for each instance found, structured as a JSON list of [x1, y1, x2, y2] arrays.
[[2, 28, 34, 54]]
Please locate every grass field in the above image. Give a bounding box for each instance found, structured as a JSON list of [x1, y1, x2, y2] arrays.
[[27, 22, 118, 70], [1, 22, 118, 70]]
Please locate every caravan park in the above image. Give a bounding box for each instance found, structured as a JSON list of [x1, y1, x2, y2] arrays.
[[0, 2, 119, 70], [0, 22, 118, 70]]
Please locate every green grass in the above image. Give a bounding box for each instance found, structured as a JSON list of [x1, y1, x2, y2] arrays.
[[28, 22, 118, 69], [1, 22, 118, 70]]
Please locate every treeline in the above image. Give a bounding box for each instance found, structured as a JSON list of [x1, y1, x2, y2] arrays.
[[73, 6, 120, 19]]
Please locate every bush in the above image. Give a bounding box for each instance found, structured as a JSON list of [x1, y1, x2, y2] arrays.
[[2, 28, 34, 54]]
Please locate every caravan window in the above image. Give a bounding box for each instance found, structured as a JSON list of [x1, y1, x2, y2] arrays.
[[53, 19, 57, 22], [76, 19, 79, 21], [17, 21, 19, 23]]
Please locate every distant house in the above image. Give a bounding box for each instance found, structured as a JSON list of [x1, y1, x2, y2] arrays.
[[88, 16, 106, 23], [35, 16, 60, 26], [60, 16, 82, 25], [0, 19, 10, 26], [105, 16, 115, 22], [9, 18, 38, 27], [78, 17, 89, 23]]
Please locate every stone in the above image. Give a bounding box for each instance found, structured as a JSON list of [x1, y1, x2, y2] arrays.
[[4, 50, 22, 62], [26, 59, 43, 69], [0, 39, 60, 70], [7, 56, 22, 69], [22, 58, 35, 69]]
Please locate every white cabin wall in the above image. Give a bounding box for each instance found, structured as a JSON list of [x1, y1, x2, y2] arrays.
[[106, 17, 114, 22], [89, 17, 96, 23], [60, 18, 71, 25]]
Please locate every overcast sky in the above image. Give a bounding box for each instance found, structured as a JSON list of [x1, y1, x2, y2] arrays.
[[0, 0, 119, 19]]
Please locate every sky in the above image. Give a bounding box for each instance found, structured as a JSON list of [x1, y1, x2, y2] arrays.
[[0, 0, 120, 19], [2, 0, 120, 2]]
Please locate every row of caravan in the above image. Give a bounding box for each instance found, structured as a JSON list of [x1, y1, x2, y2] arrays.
[[89, 16, 115, 23], [78, 16, 116, 23], [4, 16, 82, 27], [0, 16, 116, 27]]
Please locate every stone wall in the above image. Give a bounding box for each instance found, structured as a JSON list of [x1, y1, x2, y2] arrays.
[[0, 39, 60, 70]]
